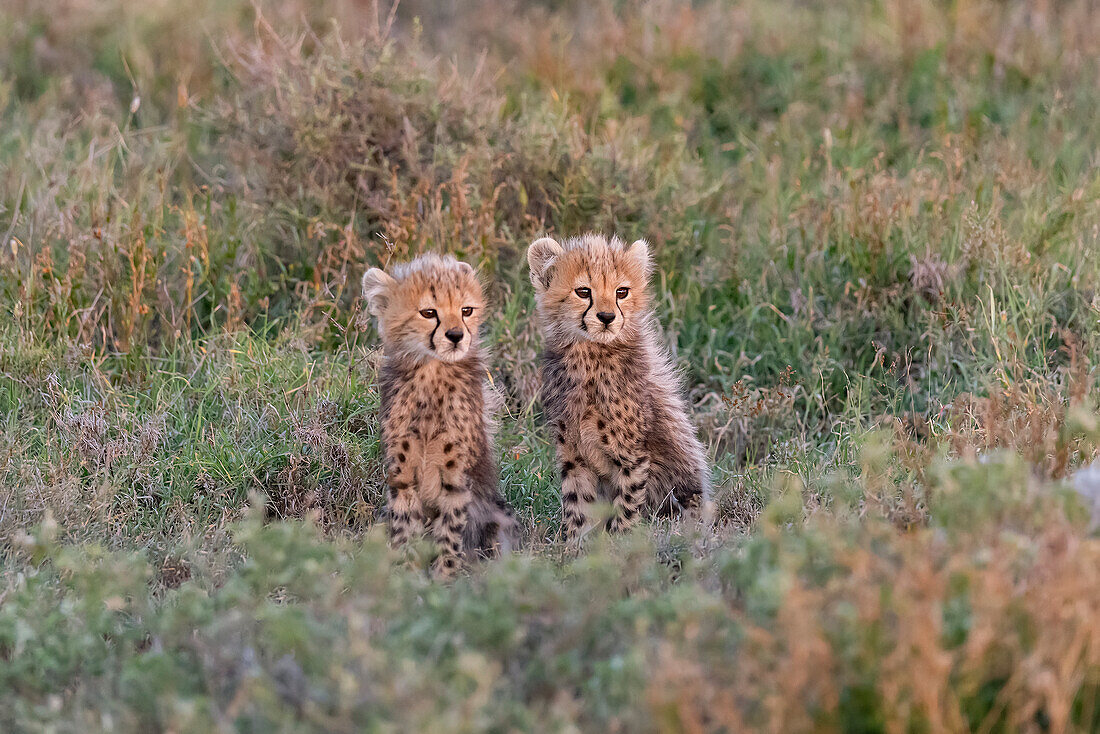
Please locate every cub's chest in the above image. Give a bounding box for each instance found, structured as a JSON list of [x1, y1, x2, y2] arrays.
[[382, 364, 480, 432], [558, 349, 644, 414]]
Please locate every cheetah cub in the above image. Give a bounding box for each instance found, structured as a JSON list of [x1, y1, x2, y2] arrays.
[[527, 234, 711, 540], [362, 253, 518, 575]]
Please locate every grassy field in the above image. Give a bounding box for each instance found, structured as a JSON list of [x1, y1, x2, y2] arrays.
[[2, 0, 1099, 730]]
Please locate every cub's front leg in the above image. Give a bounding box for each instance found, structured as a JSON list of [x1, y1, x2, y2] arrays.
[[606, 449, 650, 533], [384, 432, 424, 547], [431, 437, 474, 577], [555, 425, 599, 544], [587, 416, 649, 534]]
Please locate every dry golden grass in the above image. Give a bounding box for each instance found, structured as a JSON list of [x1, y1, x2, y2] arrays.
[[1, 0, 1099, 730]]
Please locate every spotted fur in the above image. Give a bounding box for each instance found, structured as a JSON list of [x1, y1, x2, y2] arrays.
[[363, 254, 518, 575], [527, 234, 712, 540]]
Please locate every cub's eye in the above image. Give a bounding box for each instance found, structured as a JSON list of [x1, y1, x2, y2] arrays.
[[574, 287, 591, 299], [616, 287, 630, 299], [419, 309, 437, 319], [461, 307, 474, 317]]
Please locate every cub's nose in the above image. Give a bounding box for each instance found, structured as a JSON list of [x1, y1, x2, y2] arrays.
[[596, 311, 616, 325], [444, 327, 464, 344]]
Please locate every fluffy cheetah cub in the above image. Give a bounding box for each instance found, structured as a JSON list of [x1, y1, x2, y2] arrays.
[[362, 254, 518, 575], [528, 234, 711, 540]]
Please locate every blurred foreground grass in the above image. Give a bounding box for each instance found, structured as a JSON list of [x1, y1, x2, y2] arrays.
[[2, 0, 1100, 730]]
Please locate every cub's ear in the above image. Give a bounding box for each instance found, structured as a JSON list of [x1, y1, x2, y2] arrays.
[[455, 260, 475, 275], [625, 238, 653, 277], [527, 236, 565, 291], [361, 267, 397, 316]]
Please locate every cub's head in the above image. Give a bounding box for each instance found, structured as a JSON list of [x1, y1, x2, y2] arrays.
[[362, 254, 485, 363], [527, 234, 652, 346]]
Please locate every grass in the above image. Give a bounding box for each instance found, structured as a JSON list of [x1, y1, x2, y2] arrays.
[[2, 0, 1100, 730]]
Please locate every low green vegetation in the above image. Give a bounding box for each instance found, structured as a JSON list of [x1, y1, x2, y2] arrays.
[[2, 0, 1099, 730]]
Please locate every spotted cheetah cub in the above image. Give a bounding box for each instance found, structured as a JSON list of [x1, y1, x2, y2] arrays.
[[362, 254, 518, 575], [527, 234, 711, 540]]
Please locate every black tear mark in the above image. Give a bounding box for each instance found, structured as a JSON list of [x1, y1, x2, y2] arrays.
[[580, 294, 593, 332], [428, 313, 441, 351]]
